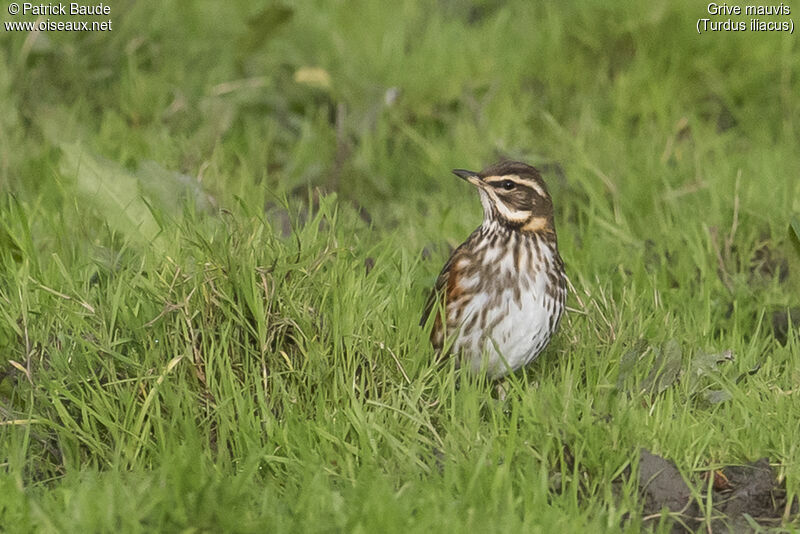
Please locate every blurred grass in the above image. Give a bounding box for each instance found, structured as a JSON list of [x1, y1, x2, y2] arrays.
[[1, 0, 799, 531]]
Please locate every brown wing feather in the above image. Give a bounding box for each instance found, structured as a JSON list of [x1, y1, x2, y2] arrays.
[[420, 230, 482, 351], [420, 260, 452, 352]]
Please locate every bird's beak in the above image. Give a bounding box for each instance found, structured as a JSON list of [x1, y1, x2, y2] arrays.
[[452, 169, 482, 187]]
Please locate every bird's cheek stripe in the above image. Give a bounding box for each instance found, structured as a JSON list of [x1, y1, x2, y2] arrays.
[[491, 195, 529, 223]]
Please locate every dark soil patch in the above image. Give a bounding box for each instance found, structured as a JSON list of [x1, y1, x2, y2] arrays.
[[772, 307, 800, 346], [637, 450, 796, 532], [638, 449, 698, 532]]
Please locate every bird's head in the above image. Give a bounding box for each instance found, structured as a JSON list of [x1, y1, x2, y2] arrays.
[[452, 161, 554, 233]]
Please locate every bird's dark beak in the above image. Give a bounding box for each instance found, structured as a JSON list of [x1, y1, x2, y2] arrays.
[[452, 169, 482, 187], [452, 169, 476, 180]]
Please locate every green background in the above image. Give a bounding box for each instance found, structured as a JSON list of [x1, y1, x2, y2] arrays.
[[1, 1, 799, 531]]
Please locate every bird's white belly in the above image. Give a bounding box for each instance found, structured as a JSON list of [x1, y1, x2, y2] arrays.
[[454, 269, 556, 378]]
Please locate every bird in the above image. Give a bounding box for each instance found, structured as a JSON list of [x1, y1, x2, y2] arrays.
[[421, 161, 567, 379]]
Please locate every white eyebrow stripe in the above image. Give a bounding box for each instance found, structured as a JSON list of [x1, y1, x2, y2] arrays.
[[483, 174, 546, 197]]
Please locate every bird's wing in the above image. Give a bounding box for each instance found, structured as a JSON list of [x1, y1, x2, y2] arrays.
[[420, 230, 480, 327], [420, 257, 451, 329]]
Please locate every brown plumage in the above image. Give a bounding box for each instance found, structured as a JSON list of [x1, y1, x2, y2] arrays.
[[421, 161, 567, 378]]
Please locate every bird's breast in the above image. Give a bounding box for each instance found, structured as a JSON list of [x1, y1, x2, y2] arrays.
[[449, 234, 565, 377]]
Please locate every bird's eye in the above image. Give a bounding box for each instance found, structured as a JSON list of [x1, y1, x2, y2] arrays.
[[500, 180, 515, 190]]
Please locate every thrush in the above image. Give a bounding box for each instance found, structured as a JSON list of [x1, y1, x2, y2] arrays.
[[421, 161, 567, 379]]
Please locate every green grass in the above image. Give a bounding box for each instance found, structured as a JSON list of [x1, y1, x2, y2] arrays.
[[1, 1, 800, 531]]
